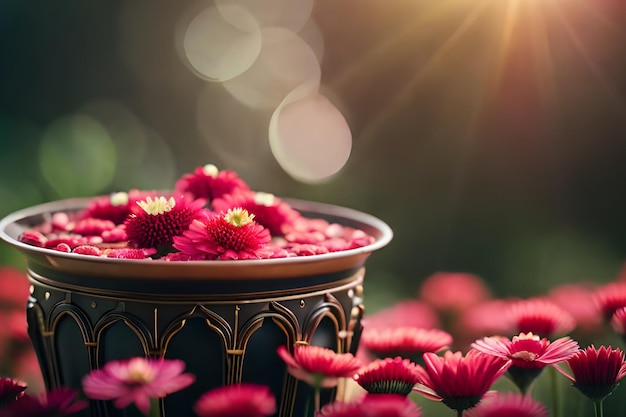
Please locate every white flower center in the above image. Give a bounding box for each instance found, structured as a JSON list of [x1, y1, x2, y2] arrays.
[[203, 164, 219, 178], [254, 192, 275, 206], [137, 196, 176, 215], [110, 192, 129, 206]]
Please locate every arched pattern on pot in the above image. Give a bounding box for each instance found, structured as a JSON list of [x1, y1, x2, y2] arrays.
[[94, 312, 151, 362], [160, 304, 232, 356], [48, 304, 94, 389], [236, 309, 296, 417], [302, 293, 346, 352]]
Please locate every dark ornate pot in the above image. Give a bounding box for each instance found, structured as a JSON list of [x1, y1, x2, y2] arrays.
[[0, 197, 392, 417]]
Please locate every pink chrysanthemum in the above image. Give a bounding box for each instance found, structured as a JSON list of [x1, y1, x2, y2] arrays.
[[593, 281, 626, 321], [277, 344, 362, 388], [194, 383, 276, 417], [555, 345, 626, 402], [317, 394, 422, 417], [173, 208, 271, 260], [611, 307, 626, 339], [175, 164, 251, 202], [124, 195, 206, 251], [212, 191, 301, 236], [354, 357, 421, 396], [0, 377, 27, 407], [82, 357, 195, 415], [0, 387, 87, 417], [360, 327, 452, 362], [464, 392, 548, 417], [472, 332, 579, 393], [80, 190, 155, 225], [419, 272, 491, 313], [413, 350, 511, 413], [504, 298, 576, 338]]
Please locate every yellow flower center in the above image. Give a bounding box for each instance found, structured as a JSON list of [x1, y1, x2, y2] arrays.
[[511, 351, 538, 362], [203, 164, 219, 178], [224, 207, 255, 227], [137, 196, 176, 215], [126, 359, 155, 384]]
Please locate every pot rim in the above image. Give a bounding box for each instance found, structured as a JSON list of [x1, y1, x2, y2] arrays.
[[0, 196, 393, 280]]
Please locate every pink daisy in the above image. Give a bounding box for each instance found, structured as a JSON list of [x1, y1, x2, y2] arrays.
[[0, 388, 87, 417], [593, 281, 626, 321], [173, 208, 271, 260], [611, 306, 626, 339], [124, 195, 206, 251], [472, 332, 579, 393], [353, 357, 421, 396], [412, 349, 511, 413], [82, 357, 195, 415], [175, 164, 251, 202], [504, 298, 576, 338], [464, 391, 548, 417], [548, 283, 603, 335], [194, 383, 276, 417], [555, 345, 626, 403], [359, 327, 452, 362], [362, 300, 440, 331], [419, 272, 491, 313], [0, 377, 27, 407], [212, 191, 301, 236], [80, 190, 154, 225], [316, 394, 422, 417], [276, 344, 362, 388]]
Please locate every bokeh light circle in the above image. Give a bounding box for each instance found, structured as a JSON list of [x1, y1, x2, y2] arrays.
[[182, 5, 262, 82], [215, 0, 314, 33], [39, 114, 116, 197], [222, 27, 321, 109], [269, 91, 352, 183]]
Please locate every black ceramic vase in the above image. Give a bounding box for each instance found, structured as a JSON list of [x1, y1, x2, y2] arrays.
[[0, 197, 392, 417]]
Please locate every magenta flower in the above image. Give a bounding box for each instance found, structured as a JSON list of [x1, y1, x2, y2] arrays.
[[194, 383, 276, 417], [277, 344, 362, 388], [212, 191, 301, 236], [0, 388, 87, 417], [354, 357, 421, 396], [173, 208, 271, 260], [359, 327, 452, 363], [555, 345, 626, 403], [317, 394, 422, 417], [0, 377, 27, 407], [413, 350, 511, 413], [124, 195, 206, 251], [175, 164, 251, 202], [464, 391, 548, 417], [548, 283, 603, 335], [472, 332, 579, 393], [504, 298, 576, 338], [82, 357, 195, 415]]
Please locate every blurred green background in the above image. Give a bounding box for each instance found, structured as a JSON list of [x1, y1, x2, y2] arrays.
[[1, 0, 626, 308]]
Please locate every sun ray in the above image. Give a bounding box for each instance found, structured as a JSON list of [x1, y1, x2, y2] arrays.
[[548, 0, 626, 112], [357, 0, 492, 142]]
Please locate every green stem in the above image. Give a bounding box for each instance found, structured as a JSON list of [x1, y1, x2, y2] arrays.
[[594, 400, 604, 417], [148, 397, 160, 417], [314, 386, 321, 414], [457, 410, 464, 417], [550, 366, 561, 417]]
